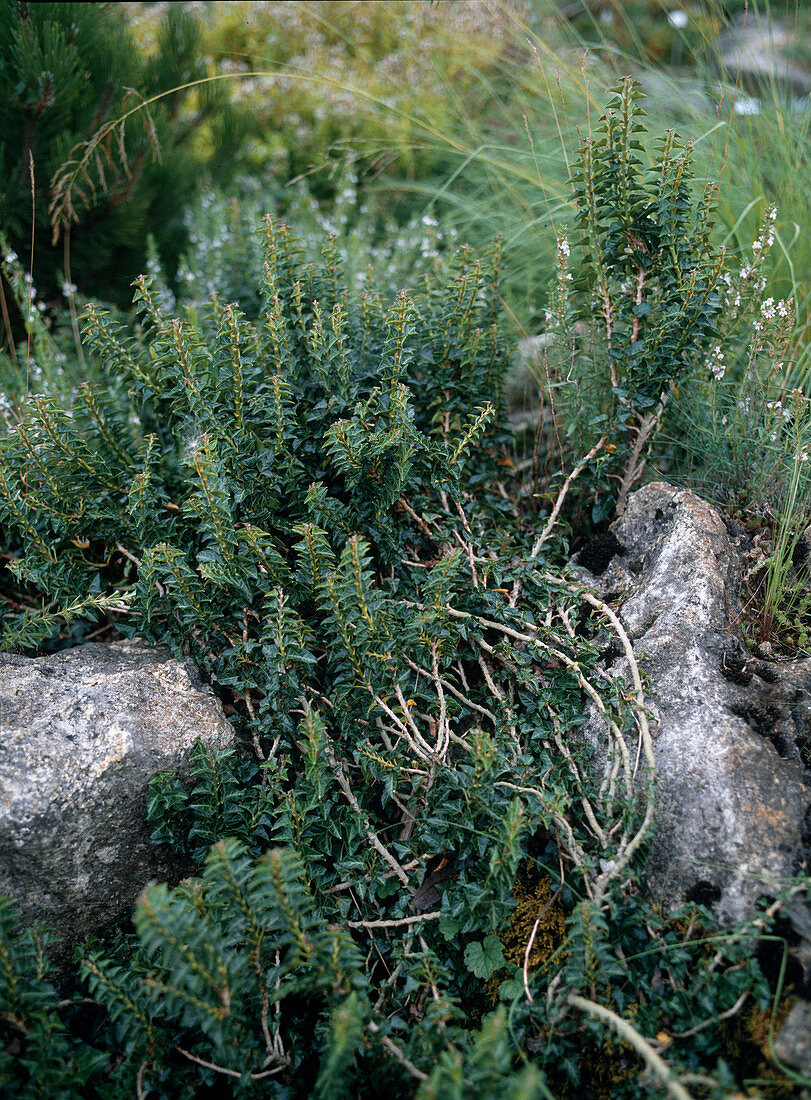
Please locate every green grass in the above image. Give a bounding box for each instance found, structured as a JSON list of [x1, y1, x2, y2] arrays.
[[352, 2, 810, 368]]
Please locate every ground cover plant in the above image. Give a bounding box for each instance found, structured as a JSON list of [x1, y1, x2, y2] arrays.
[[0, 75, 808, 1096]]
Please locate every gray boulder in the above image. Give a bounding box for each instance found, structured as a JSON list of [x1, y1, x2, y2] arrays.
[[774, 1000, 811, 1081], [574, 483, 811, 1075], [574, 482, 810, 926], [716, 12, 810, 99], [0, 640, 234, 974]]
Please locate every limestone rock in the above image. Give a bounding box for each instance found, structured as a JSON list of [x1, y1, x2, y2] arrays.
[[773, 1001, 811, 1080], [0, 640, 234, 973], [716, 13, 810, 99], [573, 482, 810, 926]]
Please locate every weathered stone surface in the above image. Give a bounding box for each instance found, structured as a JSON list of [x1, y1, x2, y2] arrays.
[[573, 482, 810, 926], [0, 640, 234, 972], [715, 13, 810, 99], [774, 1000, 811, 1080]]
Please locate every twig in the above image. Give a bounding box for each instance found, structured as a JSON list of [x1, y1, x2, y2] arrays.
[[403, 656, 497, 725], [616, 401, 665, 516], [452, 527, 479, 587], [510, 436, 606, 606], [348, 912, 442, 930], [325, 859, 422, 896], [115, 542, 142, 568], [430, 640, 450, 759], [367, 1020, 428, 1082], [671, 991, 748, 1038], [175, 1046, 284, 1081], [323, 740, 412, 888], [547, 706, 608, 848], [396, 494, 439, 543], [135, 1059, 151, 1100], [375, 958, 405, 1012], [565, 994, 695, 1100], [570, 585, 652, 770], [521, 886, 562, 1005], [372, 688, 434, 764], [523, 918, 542, 1004], [476, 651, 504, 700]]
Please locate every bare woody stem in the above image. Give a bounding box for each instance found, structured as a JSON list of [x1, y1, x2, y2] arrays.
[[564, 995, 695, 1100]]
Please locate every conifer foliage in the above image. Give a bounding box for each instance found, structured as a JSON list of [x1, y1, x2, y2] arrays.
[[0, 2, 240, 308]]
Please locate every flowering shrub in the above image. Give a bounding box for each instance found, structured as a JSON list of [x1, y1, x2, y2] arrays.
[[172, 168, 456, 314], [125, 0, 526, 185], [665, 204, 810, 651]]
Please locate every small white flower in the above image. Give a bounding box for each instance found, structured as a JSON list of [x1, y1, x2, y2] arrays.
[[559, 238, 570, 257], [61, 281, 77, 297], [752, 240, 762, 252], [3, 251, 17, 264], [668, 10, 688, 28], [710, 346, 725, 380]]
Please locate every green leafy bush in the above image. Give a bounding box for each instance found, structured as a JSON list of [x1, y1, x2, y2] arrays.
[[0, 208, 790, 1096], [539, 78, 724, 519], [0, 899, 109, 1097], [0, 80, 800, 1094]]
